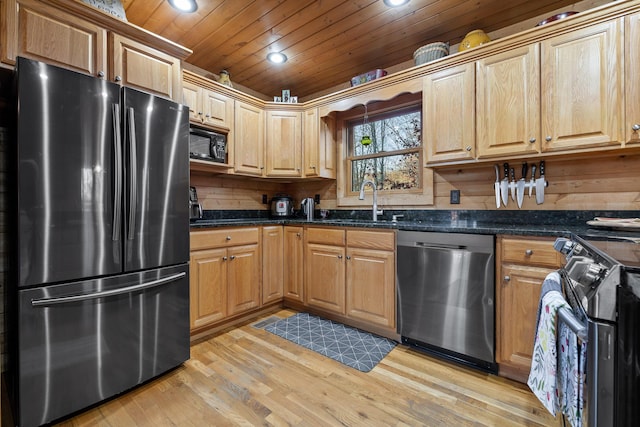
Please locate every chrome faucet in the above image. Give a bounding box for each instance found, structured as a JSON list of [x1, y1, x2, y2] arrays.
[[358, 179, 383, 221]]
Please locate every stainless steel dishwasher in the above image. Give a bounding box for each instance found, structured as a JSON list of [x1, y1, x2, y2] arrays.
[[397, 231, 497, 373]]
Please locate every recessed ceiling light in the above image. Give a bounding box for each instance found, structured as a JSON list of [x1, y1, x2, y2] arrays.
[[267, 52, 288, 64], [168, 0, 197, 13], [383, 0, 409, 7]]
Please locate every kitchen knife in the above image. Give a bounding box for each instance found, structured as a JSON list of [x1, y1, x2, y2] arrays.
[[517, 162, 527, 208], [494, 164, 501, 208], [535, 160, 546, 204], [500, 162, 509, 207], [529, 164, 536, 198], [509, 167, 516, 201]]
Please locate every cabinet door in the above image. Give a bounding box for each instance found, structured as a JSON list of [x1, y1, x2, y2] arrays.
[[541, 20, 622, 151], [182, 80, 202, 123], [319, 113, 337, 179], [203, 90, 234, 131], [266, 110, 302, 177], [305, 243, 345, 314], [346, 247, 395, 328], [497, 264, 551, 383], [476, 44, 540, 158], [626, 12, 640, 145], [10, 0, 107, 75], [424, 63, 475, 164], [189, 248, 227, 330], [234, 101, 265, 176], [284, 226, 304, 302], [303, 108, 319, 177], [110, 33, 181, 101], [227, 244, 261, 315], [262, 226, 284, 304]]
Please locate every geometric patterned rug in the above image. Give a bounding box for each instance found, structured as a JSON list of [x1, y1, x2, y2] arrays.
[[265, 312, 396, 372]]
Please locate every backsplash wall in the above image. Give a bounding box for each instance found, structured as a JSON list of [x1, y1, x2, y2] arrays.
[[191, 153, 640, 213]]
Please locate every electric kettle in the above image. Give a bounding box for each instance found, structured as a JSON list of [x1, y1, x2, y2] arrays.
[[301, 197, 315, 221]]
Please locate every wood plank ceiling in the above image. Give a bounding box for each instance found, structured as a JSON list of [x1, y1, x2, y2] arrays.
[[121, 0, 586, 99]]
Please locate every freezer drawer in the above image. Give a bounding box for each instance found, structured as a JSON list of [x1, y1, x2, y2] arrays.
[[16, 264, 190, 427]]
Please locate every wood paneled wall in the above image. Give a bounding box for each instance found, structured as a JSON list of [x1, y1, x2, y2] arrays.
[[193, 153, 640, 212]]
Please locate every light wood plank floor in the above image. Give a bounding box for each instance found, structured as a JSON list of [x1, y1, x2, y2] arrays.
[[56, 309, 559, 426]]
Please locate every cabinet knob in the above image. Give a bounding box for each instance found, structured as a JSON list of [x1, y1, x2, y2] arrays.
[[226, 236, 232, 241], [529, 137, 536, 143], [525, 249, 533, 256], [230, 255, 236, 260], [633, 124, 640, 131], [311, 165, 316, 169], [223, 256, 228, 261], [296, 232, 301, 237], [346, 255, 351, 260], [198, 112, 203, 116], [545, 136, 552, 142], [97, 71, 105, 78], [114, 75, 122, 82], [337, 255, 343, 259], [465, 146, 472, 151], [504, 275, 511, 282], [205, 114, 210, 118]]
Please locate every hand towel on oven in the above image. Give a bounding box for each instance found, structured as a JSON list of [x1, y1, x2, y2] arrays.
[[528, 271, 568, 415], [558, 322, 587, 427]]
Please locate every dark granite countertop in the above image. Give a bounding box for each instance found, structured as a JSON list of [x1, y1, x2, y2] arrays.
[[190, 210, 640, 238]]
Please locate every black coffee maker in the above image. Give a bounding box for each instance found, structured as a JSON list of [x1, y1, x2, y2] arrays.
[[189, 186, 202, 221]]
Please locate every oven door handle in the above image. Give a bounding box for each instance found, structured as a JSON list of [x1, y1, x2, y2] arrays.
[[558, 306, 588, 342], [30, 272, 186, 307]]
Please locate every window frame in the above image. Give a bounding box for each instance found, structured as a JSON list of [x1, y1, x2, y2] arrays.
[[335, 93, 434, 208], [346, 104, 423, 195]]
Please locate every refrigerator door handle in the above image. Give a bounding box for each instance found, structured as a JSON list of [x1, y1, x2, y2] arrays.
[[112, 104, 123, 241], [30, 272, 186, 307], [127, 107, 138, 241]]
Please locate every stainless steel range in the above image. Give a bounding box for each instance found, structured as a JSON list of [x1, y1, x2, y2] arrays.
[[555, 234, 640, 427]]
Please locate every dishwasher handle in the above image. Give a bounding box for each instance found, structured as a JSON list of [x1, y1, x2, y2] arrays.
[[413, 242, 467, 250]]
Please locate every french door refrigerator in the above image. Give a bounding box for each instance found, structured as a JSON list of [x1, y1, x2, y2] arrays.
[[10, 57, 190, 427]]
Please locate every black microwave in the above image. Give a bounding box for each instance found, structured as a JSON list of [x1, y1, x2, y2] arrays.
[[189, 126, 227, 163]]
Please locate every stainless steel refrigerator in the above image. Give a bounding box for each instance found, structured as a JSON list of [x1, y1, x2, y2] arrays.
[[10, 57, 190, 427]]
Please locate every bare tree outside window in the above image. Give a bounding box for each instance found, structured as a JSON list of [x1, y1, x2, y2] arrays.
[[348, 106, 421, 193]]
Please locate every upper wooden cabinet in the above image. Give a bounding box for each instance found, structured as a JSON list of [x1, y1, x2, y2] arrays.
[[476, 44, 541, 158], [110, 33, 181, 100], [2, 0, 189, 102], [265, 110, 302, 177], [626, 12, 640, 145], [304, 108, 337, 179], [423, 63, 475, 164], [234, 100, 265, 176], [540, 19, 622, 152], [182, 73, 234, 132], [5, 0, 107, 75]]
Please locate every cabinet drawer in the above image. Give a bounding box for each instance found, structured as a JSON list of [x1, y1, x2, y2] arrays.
[[190, 227, 260, 250], [306, 227, 345, 246], [347, 230, 395, 251], [501, 237, 563, 268]]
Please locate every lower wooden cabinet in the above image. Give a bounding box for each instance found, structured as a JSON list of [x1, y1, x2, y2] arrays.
[[496, 235, 563, 383], [262, 226, 284, 304], [304, 227, 396, 330], [346, 246, 395, 328], [189, 248, 227, 329], [283, 226, 304, 302], [305, 242, 346, 313], [189, 227, 261, 333]]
